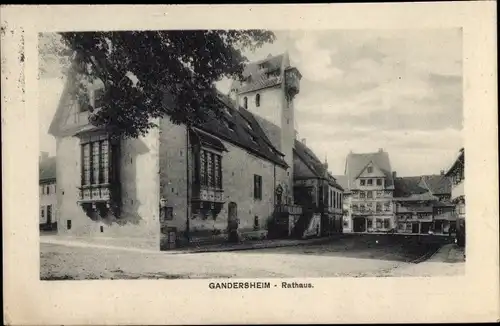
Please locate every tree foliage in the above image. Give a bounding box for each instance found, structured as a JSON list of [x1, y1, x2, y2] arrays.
[[41, 30, 275, 138]]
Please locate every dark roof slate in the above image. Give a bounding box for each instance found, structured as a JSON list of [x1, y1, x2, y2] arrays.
[[194, 91, 288, 168], [294, 140, 343, 190], [422, 174, 452, 195], [393, 176, 428, 198]]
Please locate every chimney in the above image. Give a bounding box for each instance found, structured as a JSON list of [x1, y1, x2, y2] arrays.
[[301, 138, 306, 145], [440, 169, 445, 175], [378, 148, 384, 153], [392, 171, 397, 179], [267, 53, 272, 58]]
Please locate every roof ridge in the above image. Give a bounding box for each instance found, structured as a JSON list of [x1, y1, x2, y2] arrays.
[[251, 53, 285, 65]]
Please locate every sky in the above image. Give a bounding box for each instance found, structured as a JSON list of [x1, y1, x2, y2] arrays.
[[39, 29, 463, 177]]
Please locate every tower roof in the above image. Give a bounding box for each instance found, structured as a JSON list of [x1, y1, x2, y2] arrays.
[[230, 53, 290, 94]]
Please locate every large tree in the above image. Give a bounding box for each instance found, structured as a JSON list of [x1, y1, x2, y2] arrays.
[[40, 30, 275, 138]]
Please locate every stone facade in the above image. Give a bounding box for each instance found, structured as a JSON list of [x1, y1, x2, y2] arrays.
[[54, 129, 160, 250], [158, 118, 289, 246]]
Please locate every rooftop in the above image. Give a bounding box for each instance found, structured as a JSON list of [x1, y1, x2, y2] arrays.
[[195, 91, 288, 168], [344, 149, 394, 190], [230, 53, 288, 94]]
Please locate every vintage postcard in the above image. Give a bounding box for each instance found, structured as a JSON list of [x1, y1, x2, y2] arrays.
[[2, 3, 499, 325]]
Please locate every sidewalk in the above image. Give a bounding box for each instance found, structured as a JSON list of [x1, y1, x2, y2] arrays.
[[40, 234, 345, 254], [387, 244, 465, 277]]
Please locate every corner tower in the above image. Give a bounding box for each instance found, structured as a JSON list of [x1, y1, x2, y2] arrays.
[[229, 52, 302, 202]]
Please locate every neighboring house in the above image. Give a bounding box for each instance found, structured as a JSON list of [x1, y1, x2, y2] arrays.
[[39, 152, 57, 231], [343, 149, 395, 233], [333, 175, 350, 232], [292, 141, 344, 238], [48, 52, 341, 250], [393, 176, 454, 235], [445, 148, 465, 246]]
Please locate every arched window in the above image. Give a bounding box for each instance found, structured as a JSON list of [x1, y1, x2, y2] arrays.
[[255, 93, 261, 107], [243, 97, 248, 109]]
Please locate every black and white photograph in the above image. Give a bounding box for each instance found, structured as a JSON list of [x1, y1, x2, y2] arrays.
[[2, 3, 498, 325], [38, 28, 466, 280]]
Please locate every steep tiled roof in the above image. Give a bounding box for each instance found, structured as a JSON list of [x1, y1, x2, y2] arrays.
[[333, 175, 349, 192], [39, 156, 56, 183], [393, 192, 437, 202], [445, 147, 464, 177], [344, 150, 394, 190], [230, 54, 286, 94], [422, 174, 452, 195], [195, 91, 288, 168], [294, 140, 326, 177], [293, 140, 343, 190], [393, 176, 428, 197]]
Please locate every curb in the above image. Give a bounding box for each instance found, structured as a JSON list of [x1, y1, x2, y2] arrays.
[[410, 245, 442, 264], [168, 235, 345, 254]]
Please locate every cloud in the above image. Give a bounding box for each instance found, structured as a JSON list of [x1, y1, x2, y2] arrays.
[[290, 31, 344, 82]]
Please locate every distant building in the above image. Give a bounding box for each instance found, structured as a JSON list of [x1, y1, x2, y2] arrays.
[[39, 152, 57, 231], [332, 175, 350, 232], [292, 142, 344, 238], [393, 175, 454, 235], [445, 148, 465, 246], [342, 149, 395, 233]]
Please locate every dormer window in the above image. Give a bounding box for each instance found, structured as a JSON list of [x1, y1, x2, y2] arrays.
[[255, 93, 261, 107], [367, 166, 373, 173], [243, 96, 248, 109]]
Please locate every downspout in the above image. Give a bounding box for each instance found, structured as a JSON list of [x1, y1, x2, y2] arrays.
[[185, 124, 191, 244], [273, 164, 276, 207]]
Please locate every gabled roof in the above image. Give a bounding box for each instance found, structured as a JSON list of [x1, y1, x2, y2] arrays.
[[294, 139, 326, 178], [445, 147, 464, 177], [393, 192, 438, 202], [293, 140, 343, 190], [230, 53, 289, 94], [421, 174, 452, 195], [39, 156, 56, 183], [344, 150, 394, 190], [355, 160, 386, 179], [393, 176, 428, 197], [332, 175, 349, 191]]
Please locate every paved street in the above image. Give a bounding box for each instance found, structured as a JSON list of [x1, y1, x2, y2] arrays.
[[40, 236, 465, 280]]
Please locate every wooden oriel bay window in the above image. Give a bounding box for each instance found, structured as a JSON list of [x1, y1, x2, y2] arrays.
[[190, 128, 226, 218], [81, 138, 110, 187], [78, 133, 120, 215], [197, 148, 223, 189]]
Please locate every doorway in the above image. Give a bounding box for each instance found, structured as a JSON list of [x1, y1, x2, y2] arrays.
[[353, 217, 366, 233], [227, 202, 239, 242], [412, 223, 420, 234]]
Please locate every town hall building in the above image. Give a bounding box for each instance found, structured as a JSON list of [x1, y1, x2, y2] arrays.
[[47, 52, 344, 250]]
